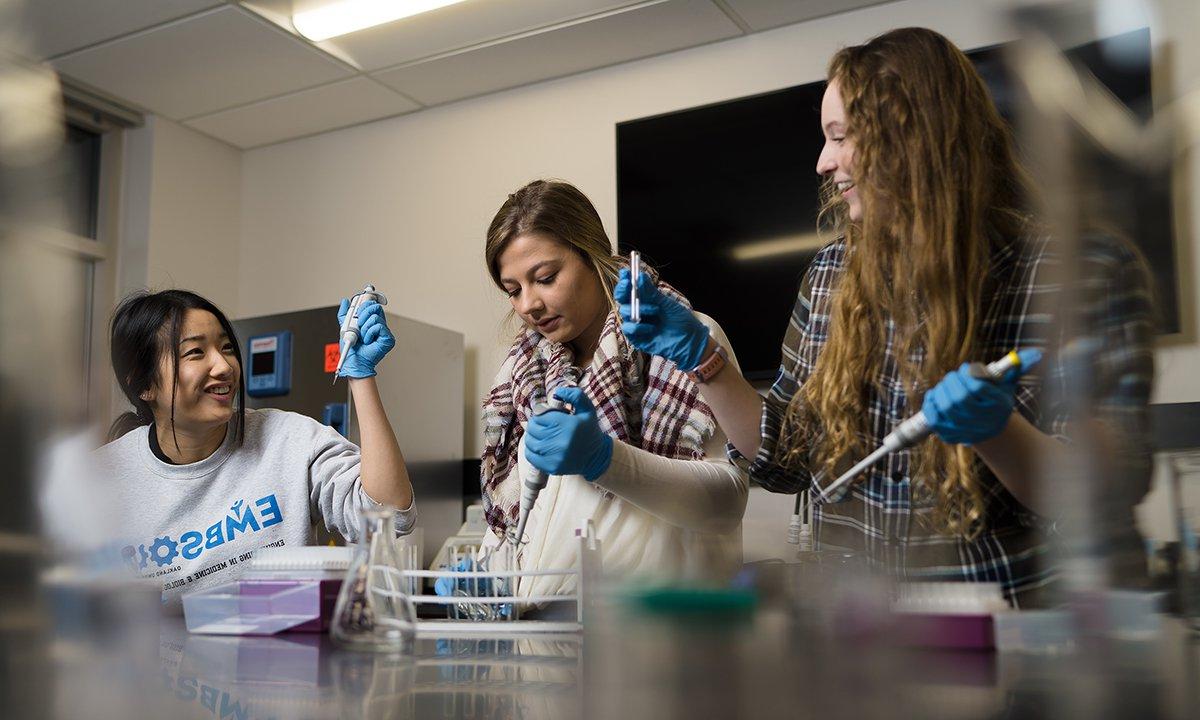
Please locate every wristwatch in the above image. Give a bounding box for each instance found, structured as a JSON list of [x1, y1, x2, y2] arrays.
[[687, 341, 728, 383]]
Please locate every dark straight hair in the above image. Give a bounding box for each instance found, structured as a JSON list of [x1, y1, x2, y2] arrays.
[[107, 289, 246, 448]]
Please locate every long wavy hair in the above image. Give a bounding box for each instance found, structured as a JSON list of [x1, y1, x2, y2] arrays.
[[781, 28, 1032, 539]]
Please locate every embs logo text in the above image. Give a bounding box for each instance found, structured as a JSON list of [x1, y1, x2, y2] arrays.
[[121, 494, 283, 570]]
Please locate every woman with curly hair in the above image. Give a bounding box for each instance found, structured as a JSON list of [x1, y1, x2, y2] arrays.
[[619, 27, 1155, 606]]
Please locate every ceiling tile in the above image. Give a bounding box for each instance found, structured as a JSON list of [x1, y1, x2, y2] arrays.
[[26, 0, 223, 59], [185, 78, 421, 148], [372, 0, 741, 107], [316, 0, 643, 71], [52, 6, 354, 120], [722, 0, 893, 32]]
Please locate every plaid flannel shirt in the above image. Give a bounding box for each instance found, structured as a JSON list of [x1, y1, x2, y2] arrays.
[[731, 231, 1155, 605]]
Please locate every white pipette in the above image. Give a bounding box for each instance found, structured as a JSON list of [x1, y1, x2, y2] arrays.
[[333, 284, 388, 383], [512, 369, 582, 547], [814, 349, 1040, 504], [630, 251, 641, 323]]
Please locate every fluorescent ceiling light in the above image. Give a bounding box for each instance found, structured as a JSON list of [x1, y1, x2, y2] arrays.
[[292, 0, 469, 42], [730, 233, 825, 261]]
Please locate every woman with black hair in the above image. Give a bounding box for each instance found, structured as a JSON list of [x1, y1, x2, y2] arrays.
[[95, 289, 415, 608]]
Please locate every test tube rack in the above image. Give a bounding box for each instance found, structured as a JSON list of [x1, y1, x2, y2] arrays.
[[372, 521, 601, 636]]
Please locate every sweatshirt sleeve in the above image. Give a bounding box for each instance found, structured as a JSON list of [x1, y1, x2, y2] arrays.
[[307, 421, 417, 541], [592, 313, 749, 533]]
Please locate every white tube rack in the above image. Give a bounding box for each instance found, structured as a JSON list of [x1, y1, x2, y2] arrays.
[[387, 521, 601, 636]]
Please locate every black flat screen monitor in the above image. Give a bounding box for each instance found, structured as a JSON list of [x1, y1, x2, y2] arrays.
[[616, 28, 1173, 381]]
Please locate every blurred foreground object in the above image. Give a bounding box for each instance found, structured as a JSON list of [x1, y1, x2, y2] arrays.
[[1167, 452, 1200, 630], [0, 0, 67, 716], [1008, 0, 1200, 596]]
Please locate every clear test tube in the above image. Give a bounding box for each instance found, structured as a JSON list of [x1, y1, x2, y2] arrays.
[[630, 251, 641, 323], [449, 545, 463, 620]]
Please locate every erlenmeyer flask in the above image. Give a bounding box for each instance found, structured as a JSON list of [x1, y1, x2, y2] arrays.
[[331, 507, 418, 652]]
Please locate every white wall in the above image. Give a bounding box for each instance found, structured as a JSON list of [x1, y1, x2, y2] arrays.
[[239, 0, 1200, 465], [120, 116, 241, 309], [109, 115, 241, 420]]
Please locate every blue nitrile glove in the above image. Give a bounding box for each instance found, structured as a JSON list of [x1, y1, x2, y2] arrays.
[[335, 299, 395, 378], [524, 387, 614, 481], [434, 559, 470, 596], [615, 267, 710, 370], [921, 348, 1043, 445], [434, 558, 495, 597]]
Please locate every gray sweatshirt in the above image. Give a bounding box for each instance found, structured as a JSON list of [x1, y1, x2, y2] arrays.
[[92, 408, 417, 608]]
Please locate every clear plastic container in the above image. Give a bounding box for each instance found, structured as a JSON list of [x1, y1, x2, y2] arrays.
[[181, 546, 352, 635], [182, 581, 321, 635]]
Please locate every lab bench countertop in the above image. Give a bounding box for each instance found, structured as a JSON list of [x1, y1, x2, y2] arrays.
[[47, 606, 1200, 720]]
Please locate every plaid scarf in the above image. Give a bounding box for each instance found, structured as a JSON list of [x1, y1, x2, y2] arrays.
[[481, 283, 717, 536]]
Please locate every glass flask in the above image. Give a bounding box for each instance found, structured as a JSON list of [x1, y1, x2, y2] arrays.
[[331, 507, 418, 652]]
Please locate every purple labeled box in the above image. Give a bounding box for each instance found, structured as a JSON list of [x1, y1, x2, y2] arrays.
[[893, 612, 994, 650], [182, 579, 343, 636]]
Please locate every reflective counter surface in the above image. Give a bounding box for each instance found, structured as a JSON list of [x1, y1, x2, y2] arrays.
[[49, 598, 1200, 720]]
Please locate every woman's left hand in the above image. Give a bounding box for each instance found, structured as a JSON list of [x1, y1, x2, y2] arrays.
[[921, 364, 1019, 445], [524, 387, 614, 481], [336, 300, 395, 378], [616, 268, 710, 370]]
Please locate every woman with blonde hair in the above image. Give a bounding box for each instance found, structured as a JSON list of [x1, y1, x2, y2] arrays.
[[619, 27, 1154, 605], [479, 179, 748, 596]]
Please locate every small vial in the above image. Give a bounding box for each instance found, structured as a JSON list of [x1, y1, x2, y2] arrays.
[[630, 251, 641, 322]]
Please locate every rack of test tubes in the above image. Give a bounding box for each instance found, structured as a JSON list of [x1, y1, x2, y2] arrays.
[[386, 521, 602, 636]]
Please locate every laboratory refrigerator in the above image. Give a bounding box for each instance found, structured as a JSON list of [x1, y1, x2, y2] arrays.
[[232, 306, 464, 567]]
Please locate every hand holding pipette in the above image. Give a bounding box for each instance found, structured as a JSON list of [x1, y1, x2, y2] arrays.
[[512, 368, 586, 546], [334, 285, 392, 381], [921, 349, 1042, 445], [815, 349, 1042, 503], [512, 395, 570, 547], [524, 387, 613, 480]]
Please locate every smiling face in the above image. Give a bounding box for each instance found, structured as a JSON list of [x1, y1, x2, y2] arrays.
[[142, 309, 240, 434], [816, 79, 862, 222], [496, 231, 610, 357]]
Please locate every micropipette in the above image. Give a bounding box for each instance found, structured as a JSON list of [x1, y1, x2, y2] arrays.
[[814, 349, 1040, 503], [512, 368, 582, 547], [333, 284, 388, 384], [630, 251, 641, 323]]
